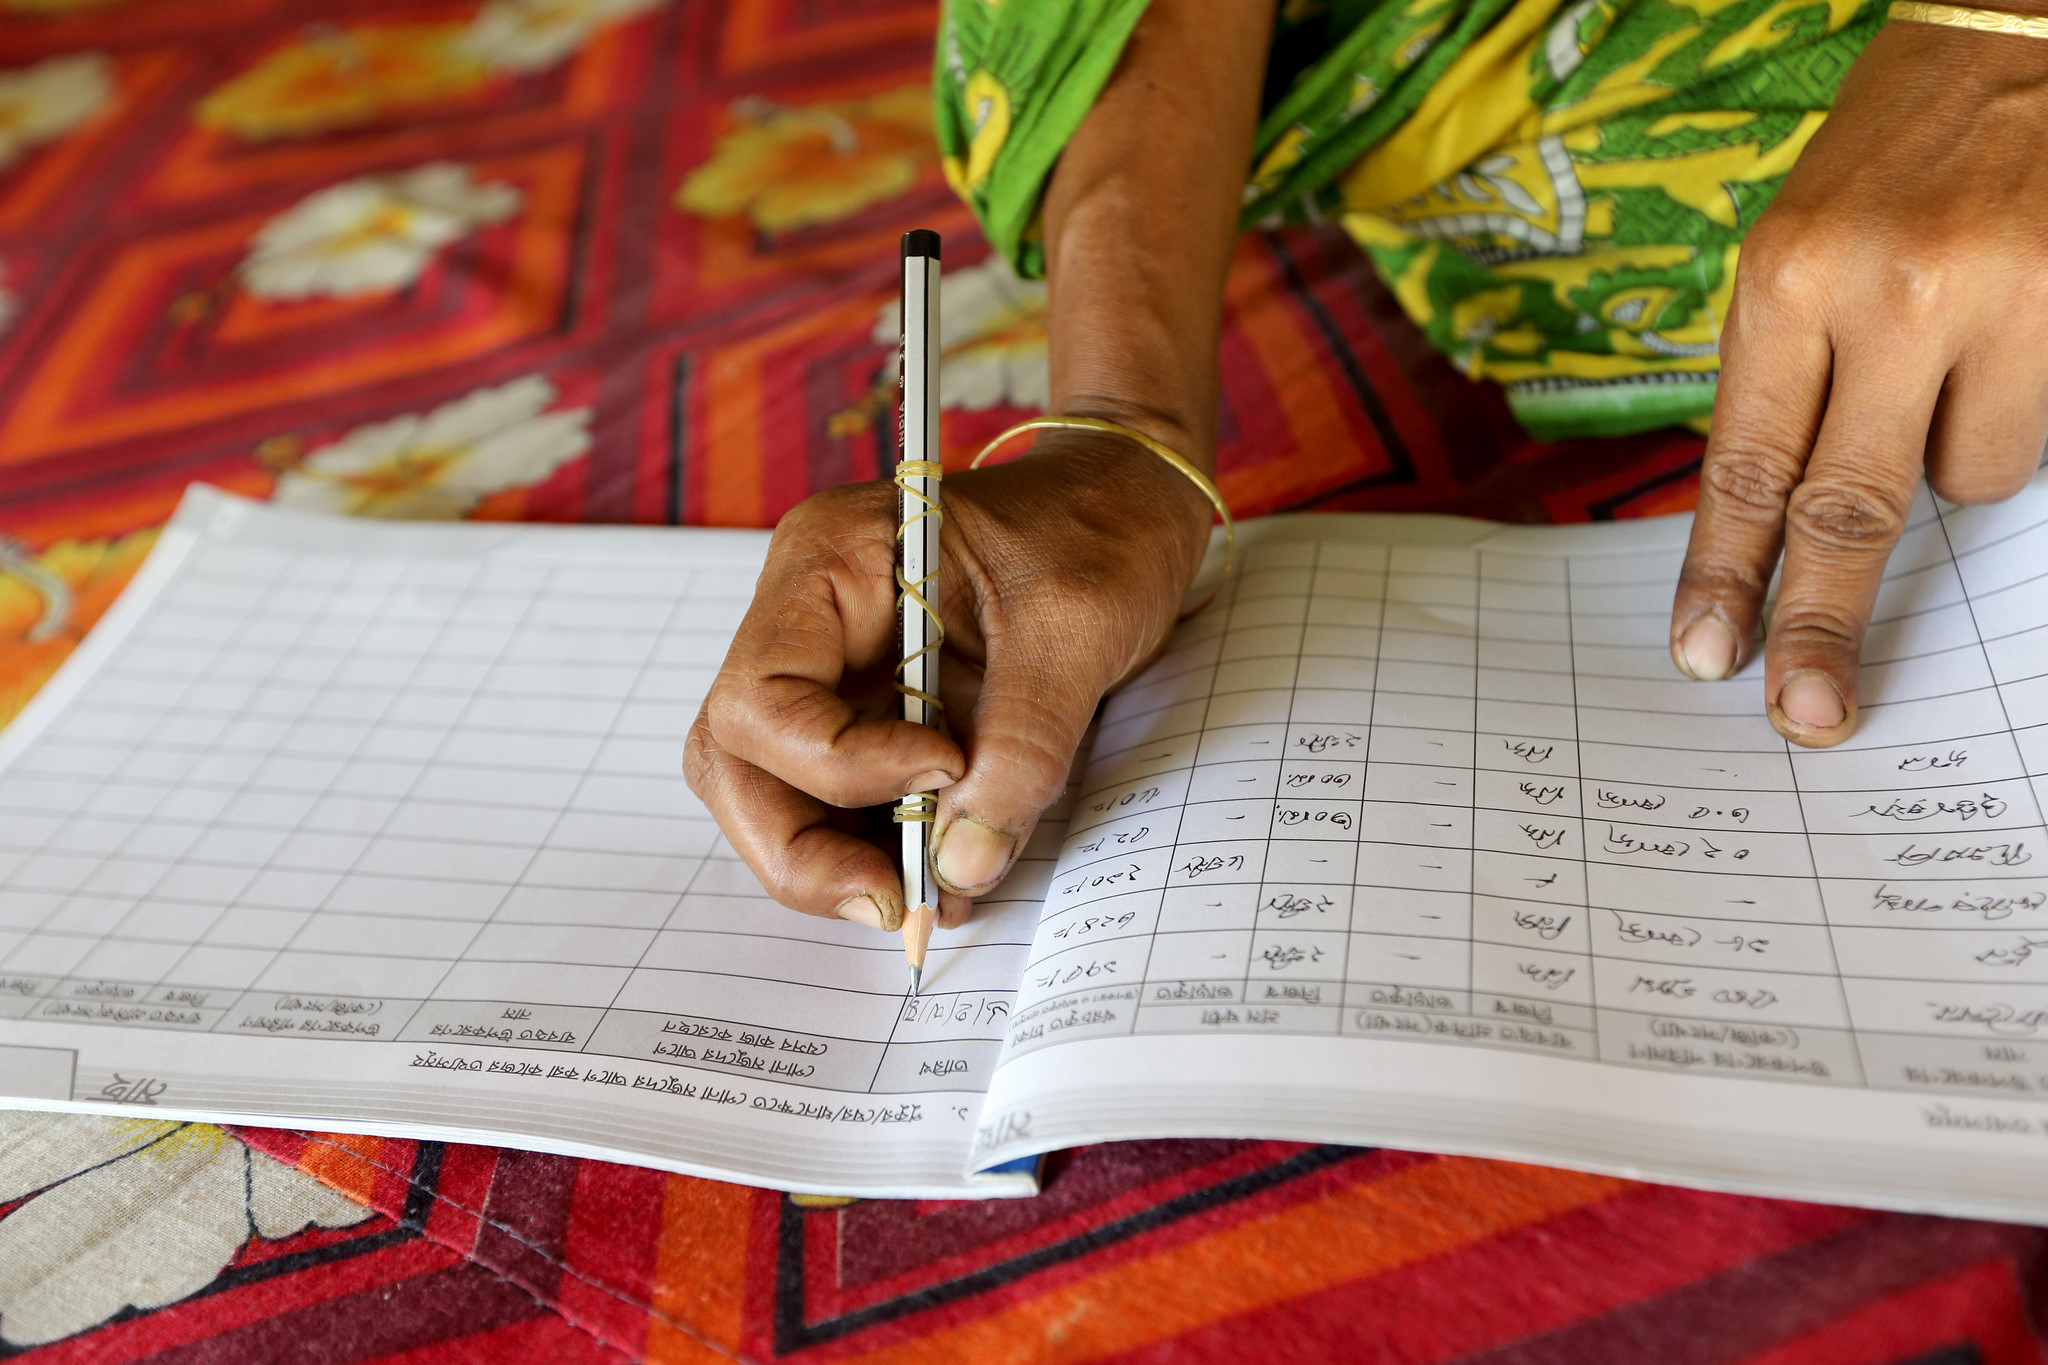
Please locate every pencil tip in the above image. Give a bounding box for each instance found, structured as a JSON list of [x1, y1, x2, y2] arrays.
[[909, 964, 923, 996]]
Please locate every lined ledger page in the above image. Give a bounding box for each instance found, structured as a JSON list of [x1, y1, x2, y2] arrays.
[[0, 489, 1045, 1198], [974, 473, 2048, 1222]]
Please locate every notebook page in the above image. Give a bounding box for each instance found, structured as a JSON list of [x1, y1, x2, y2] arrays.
[[0, 488, 1043, 1198], [973, 470, 2048, 1222]]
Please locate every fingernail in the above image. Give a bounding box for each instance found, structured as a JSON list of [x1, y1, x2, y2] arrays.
[[836, 895, 886, 931], [1776, 672, 1846, 730], [1679, 616, 1739, 682], [906, 769, 957, 794], [934, 817, 1015, 894]]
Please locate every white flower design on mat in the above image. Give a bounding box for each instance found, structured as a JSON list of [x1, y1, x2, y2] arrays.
[[874, 255, 1048, 412], [0, 1114, 371, 1346], [460, 0, 665, 72], [271, 375, 591, 519], [0, 53, 112, 173], [240, 162, 522, 301]]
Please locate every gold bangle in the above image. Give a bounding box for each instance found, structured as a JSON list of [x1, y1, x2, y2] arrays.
[[1888, 1, 2048, 37], [968, 417, 1236, 574]]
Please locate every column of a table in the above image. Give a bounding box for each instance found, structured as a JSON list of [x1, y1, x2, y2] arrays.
[[1133, 544, 1312, 1034], [547, 580, 727, 1060], [395, 562, 692, 1054], [398, 561, 669, 1046], [1344, 545, 1479, 1043], [1470, 551, 1596, 1057], [1823, 498, 2048, 1094], [102, 547, 410, 1032], [1569, 550, 1861, 1085], [1941, 488, 2048, 839], [1247, 542, 1378, 1034], [197, 551, 496, 1041], [0, 543, 298, 1027], [996, 598, 1225, 1065], [120, 548, 389, 1031]]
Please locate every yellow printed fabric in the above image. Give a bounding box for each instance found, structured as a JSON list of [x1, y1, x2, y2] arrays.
[[936, 0, 1888, 440]]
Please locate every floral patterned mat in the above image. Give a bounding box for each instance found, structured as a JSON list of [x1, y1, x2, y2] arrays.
[[8, 0, 2030, 1360], [0, 1116, 372, 1349], [5, 1114, 2044, 1363]]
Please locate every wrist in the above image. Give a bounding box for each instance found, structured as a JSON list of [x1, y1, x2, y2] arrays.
[[1043, 394, 1212, 475]]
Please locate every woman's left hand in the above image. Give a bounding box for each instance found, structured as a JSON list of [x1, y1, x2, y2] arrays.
[[1669, 14, 2048, 745]]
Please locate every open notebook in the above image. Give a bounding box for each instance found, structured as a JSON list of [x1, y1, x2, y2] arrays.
[[6, 483, 2048, 1214]]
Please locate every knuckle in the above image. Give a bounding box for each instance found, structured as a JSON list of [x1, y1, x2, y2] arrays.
[[1701, 449, 1800, 518], [820, 839, 883, 894], [1008, 721, 1076, 792], [1677, 558, 1770, 605], [731, 675, 827, 738], [1874, 251, 1955, 327], [767, 486, 895, 578], [765, 499, 825, 555], [1771, 603, 1863, 654], [1734, 210, 1834, 303], [1738, 237, 1826, 313], [701, 679, 752, 747], [1785, 477, 1909, 549], [774, 480, 885, 534]]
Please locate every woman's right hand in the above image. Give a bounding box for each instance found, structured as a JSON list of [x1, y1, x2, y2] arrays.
[[688, 0, 1270, 931], [684, 428, 1211, 931]]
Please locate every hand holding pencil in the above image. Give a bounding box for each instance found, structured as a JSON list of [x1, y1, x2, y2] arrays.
[[683, 252, 1216, 960]]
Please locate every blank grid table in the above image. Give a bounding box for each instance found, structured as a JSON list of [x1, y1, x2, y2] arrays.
[[0, 498, 1036, 1100]]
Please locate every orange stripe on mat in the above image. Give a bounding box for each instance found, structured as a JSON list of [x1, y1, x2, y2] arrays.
[[694, 294, 876, 527], [644, 1174, 758, 1365], [843, 1158, 1630, 1364], [296, 1131, 385, 1206]]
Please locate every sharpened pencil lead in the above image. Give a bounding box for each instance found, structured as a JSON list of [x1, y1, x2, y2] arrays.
[[901, 902, 935, 995]]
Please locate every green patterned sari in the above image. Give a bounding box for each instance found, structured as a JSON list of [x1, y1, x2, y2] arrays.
[[935, 0, 1886, 439]]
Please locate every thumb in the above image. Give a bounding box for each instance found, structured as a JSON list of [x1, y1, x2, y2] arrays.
[[931, 630, 1105, 897]]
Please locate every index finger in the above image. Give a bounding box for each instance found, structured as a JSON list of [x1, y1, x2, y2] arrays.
[[706, 486, 964, 808], [684, 710, 905, 926], [1670, 269, 1830, 685]]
